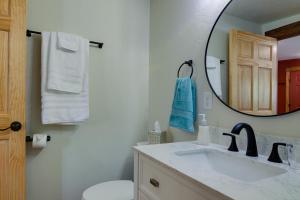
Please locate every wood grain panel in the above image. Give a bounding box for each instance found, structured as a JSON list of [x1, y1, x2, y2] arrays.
[[0, 16, 11, 31], [0, 0, 26, 199], [238, 39, 253, 59], [7, 0, 27, 199], [258, 67, 272, 110], [239, 65, 253, 111], [258, 44, 272, 61], [0, 0, 10, 16], [0, 139, 9, 200], [0, 31, 8, 113], [0, 114, 10, 130]]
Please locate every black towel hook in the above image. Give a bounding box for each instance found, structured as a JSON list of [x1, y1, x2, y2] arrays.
[[177, 60, 194, 78]]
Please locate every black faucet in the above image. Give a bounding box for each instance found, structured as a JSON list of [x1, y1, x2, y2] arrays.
[[231, 123, 258, 157], [268, 143, 294, 165], [223, 133, 239, 152], [268, 143, 286, 163]]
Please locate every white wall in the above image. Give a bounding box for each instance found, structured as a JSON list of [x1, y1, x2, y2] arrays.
[[149, 0, 300, 142], [26, 0, 149, 200]]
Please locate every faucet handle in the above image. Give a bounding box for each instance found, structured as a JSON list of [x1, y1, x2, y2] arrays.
[[268, 143, 286, 163], [223, 133, 239, 152], [286, 144, 294, 150], [286, 144, 294, 166]]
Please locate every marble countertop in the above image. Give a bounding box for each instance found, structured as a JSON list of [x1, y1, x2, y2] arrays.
[[134, 142, 300, 200]]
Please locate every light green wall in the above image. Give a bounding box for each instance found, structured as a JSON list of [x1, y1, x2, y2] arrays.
[[26, 0, 149, 200], [149, 0, 300, 142], [149, 0, 210, 140], [262, 13, 300, 32]]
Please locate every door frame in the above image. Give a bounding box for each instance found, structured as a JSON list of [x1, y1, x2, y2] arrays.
[[285, 66, 300, 112]]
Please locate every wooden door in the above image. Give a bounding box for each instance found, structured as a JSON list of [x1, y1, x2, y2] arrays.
[[286, 67, 300, 112], [0, 0, 26, 199], [229, 29, 278, 115]]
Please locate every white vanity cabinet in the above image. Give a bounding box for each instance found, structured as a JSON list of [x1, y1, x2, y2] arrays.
[[134, 151, 231, 200]]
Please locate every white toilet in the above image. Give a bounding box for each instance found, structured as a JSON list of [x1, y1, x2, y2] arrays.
[[82, 142, 148, 200], [82, 180, 133, 200]]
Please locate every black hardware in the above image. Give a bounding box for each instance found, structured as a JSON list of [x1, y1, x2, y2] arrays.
[[150, 178, 159, 188], [286, 144, 294, 166], [223, 133, 239, 152], [177, 60, 194, 78], [268, 143, 287, 163], [220, 60, 225, 64], [231, 123, 258, 157], [0, 121, 22, 132], [26, 29, 104, 49], [26, 135, 51, 142]]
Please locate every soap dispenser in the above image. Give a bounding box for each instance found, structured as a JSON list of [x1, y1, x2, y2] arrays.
[[197, 114, 210, 145]]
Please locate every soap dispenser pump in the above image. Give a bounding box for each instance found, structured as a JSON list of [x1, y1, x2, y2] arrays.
[[197, 114, 210, 145]]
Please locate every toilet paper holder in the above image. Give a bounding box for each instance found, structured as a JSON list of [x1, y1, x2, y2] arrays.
[[26, 135, 51, 142]]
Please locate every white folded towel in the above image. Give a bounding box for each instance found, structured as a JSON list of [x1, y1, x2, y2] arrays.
[[207, 56, 222, 98], [41, 32, 89, 125], [47, 32, 88, 93]]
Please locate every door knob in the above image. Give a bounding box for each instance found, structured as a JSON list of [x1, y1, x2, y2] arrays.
[[0, 121, 22, 132]]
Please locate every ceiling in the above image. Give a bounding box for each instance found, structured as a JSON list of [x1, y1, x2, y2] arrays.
[[225, 0, 300, 24], [278, 36, 300, 61]]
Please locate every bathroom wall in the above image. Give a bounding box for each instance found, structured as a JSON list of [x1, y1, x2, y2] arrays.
[[149, 0, 300, 141], [26, 0, 149, 200], [262, 13, 300, 33]]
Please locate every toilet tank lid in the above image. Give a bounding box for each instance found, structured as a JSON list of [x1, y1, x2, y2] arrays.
[[82, 180, 133, 200]]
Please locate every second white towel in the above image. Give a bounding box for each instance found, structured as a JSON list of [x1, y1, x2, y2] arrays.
[[47, 32, 88, 93]]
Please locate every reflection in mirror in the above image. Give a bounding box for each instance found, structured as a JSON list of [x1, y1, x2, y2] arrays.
[[206, 0, 300, 116]]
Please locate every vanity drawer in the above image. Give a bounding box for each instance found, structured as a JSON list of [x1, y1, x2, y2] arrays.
[[139, 191, 152, 200], [138, 154, 230, 200]]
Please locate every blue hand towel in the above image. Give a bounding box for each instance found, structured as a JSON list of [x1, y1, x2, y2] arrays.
[[169, 77, 197, 133]]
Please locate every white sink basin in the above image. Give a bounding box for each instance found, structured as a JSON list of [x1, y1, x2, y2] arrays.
[[174, 148, 287, 182]]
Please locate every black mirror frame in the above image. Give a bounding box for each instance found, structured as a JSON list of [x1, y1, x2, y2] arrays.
[[204, 0, 300, 117]]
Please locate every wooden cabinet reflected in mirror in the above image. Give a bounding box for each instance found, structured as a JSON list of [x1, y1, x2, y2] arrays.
[[206, 0, 300, 117]]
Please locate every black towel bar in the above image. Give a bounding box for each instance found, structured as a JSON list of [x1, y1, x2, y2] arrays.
[[26, 29, 104, 49]]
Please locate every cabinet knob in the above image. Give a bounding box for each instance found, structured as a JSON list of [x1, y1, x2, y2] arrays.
[[150, 178, 159, 188]]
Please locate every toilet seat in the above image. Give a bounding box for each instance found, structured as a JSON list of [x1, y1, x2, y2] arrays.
[[82, 180, 134, 200]]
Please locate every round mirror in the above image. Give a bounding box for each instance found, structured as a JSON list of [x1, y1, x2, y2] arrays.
[[206, 0, 300, 117]]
